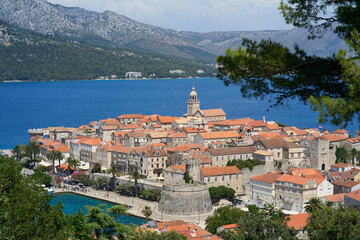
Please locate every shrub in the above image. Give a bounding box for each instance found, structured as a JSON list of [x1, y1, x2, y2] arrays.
[[139, 188, 162, 202]]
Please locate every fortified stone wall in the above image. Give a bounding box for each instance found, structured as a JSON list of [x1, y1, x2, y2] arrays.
[[158, 183, 213, 216]]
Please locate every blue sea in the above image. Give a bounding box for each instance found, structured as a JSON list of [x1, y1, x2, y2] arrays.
[[51, 193, 147, 226], [0, 77, 358, 149]]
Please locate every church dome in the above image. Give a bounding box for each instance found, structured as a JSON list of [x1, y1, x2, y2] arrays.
[[190, 86, 197, 96]]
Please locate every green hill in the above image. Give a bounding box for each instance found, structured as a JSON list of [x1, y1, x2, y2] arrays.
[[0, 19, 215, 81]]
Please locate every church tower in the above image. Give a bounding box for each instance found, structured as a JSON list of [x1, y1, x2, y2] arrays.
[[187, 85, 200, 116]]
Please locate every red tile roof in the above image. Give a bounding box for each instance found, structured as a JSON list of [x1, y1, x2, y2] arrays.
[[324, 193, 345, 202], [199, 131, 241, 140], [323, 134, 348, 142], [207, 146, 257, 156], [287, 213, 309, 230], [201, 166, 241, 176], [200, 108, 226, 117], [81, 138, 102, 146], [276, 174, 310, 185], [250, 172, 282, 184], [117, 114, 143, 119], [345, 189, 360, 201], [169, 165, 186, 173]]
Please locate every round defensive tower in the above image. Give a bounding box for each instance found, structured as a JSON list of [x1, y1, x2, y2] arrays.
[[158, 183, 213, 216]]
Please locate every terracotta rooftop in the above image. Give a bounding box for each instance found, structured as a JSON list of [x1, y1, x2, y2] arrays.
[[276, 174, 310, 185], [249, 120, 267, 127], [287, 213, 309, 230], [117, 114, 143, 119], [119, 123, 144, 129], [207, 146, 257, 156], [201, 166, 241, 177], [256, 138, 285, 149], [81, 138, 102, 146], [333, 129, 349, 134], [169, 165, 186, 173], [213, 118, 254, 126], [331, 162, 356, 169], [284, 126, 308, 136], [199, 131, 241, 140], [101, 118, 120, 125], [323, 134, 348, 142], [250, 172, 282, 184], [324, 193, 345, 202], [101, 125, 118, 130], [157, 116, 180, 124], [200, 108, 226, 117], [345, 189, 360, 201], [346, 136, 360, 143]]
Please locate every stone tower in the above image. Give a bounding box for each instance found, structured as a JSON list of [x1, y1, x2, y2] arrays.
[[187, 85, 200, 116], [186, 156, 201, 182]]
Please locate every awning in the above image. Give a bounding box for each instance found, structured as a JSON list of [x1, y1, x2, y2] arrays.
[[78, 162, 90, 170], [101, 166, 108, 171], [38, 161, 52, 167]]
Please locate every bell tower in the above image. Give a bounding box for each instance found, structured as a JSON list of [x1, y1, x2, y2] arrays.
[[187, 84, 200, 116]]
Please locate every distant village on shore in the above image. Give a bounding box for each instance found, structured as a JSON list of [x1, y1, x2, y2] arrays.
[[25, 85, 360, 239]]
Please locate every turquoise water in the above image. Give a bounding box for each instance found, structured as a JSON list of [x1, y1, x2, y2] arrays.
[[50, 193, 147, 226], [0, 77, 358, 149]]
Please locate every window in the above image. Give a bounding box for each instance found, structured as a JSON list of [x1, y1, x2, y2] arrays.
[[236, 175, 239, 179], [208, 177, 210, 182], [222, 176, 225, 181], [215, 177, 217, 181]]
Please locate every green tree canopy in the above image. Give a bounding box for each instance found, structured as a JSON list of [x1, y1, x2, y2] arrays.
[[0, 156, 68, 239], [205, 206, 245, 234], [216, 1, 360, 128]]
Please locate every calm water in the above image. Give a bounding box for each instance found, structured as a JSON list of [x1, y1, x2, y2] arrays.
[[50, 193, 147, 226], [0, 77, 358, 149]]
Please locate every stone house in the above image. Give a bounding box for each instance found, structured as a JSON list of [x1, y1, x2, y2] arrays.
[[205, 146, 257, 167], [99, 125, 118, 142], [79, 138, 102, 166], [146, 131, 169, 144], [111, 131, 127, 143], [129, 147, 168, 180], [254, 138, 285, 161], [193, 108, 226, 122], [156, 116, 180, 130], [275, 174, 318, 213], [200, 166, 243, 194], [344, 189, 360, 208], [286, 213, 310, 239], [112, 146, 132, 173], [249, 172, 283, 207], [123, 131, 149, 147], [116, 114, 143, 124], [166, 132, 188, 147], [164, 165, 186, 184]]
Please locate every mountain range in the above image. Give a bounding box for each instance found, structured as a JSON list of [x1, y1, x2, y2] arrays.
[[0, 0, 346, 62]]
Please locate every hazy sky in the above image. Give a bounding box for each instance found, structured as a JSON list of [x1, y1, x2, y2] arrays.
[[48, 0, 292, 32]]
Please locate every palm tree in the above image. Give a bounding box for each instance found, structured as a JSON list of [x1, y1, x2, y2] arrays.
[[47, 149, 57, 173], [130, 170, 141, 197], [304, 197, 324, 213], [141, 206, 152, 219], [26, 141, 41, 167], [55, 150, 64, 170], [13, 144, 24, 161], [107, 164, 119, 191], [66, 157, 79, 176], [107, 205, 128, 222]]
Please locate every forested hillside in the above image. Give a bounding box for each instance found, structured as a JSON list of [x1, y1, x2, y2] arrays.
[[0, 19, 214, 81]]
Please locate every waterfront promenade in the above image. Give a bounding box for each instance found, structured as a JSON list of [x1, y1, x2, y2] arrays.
[[55, 185, 212, 228]]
